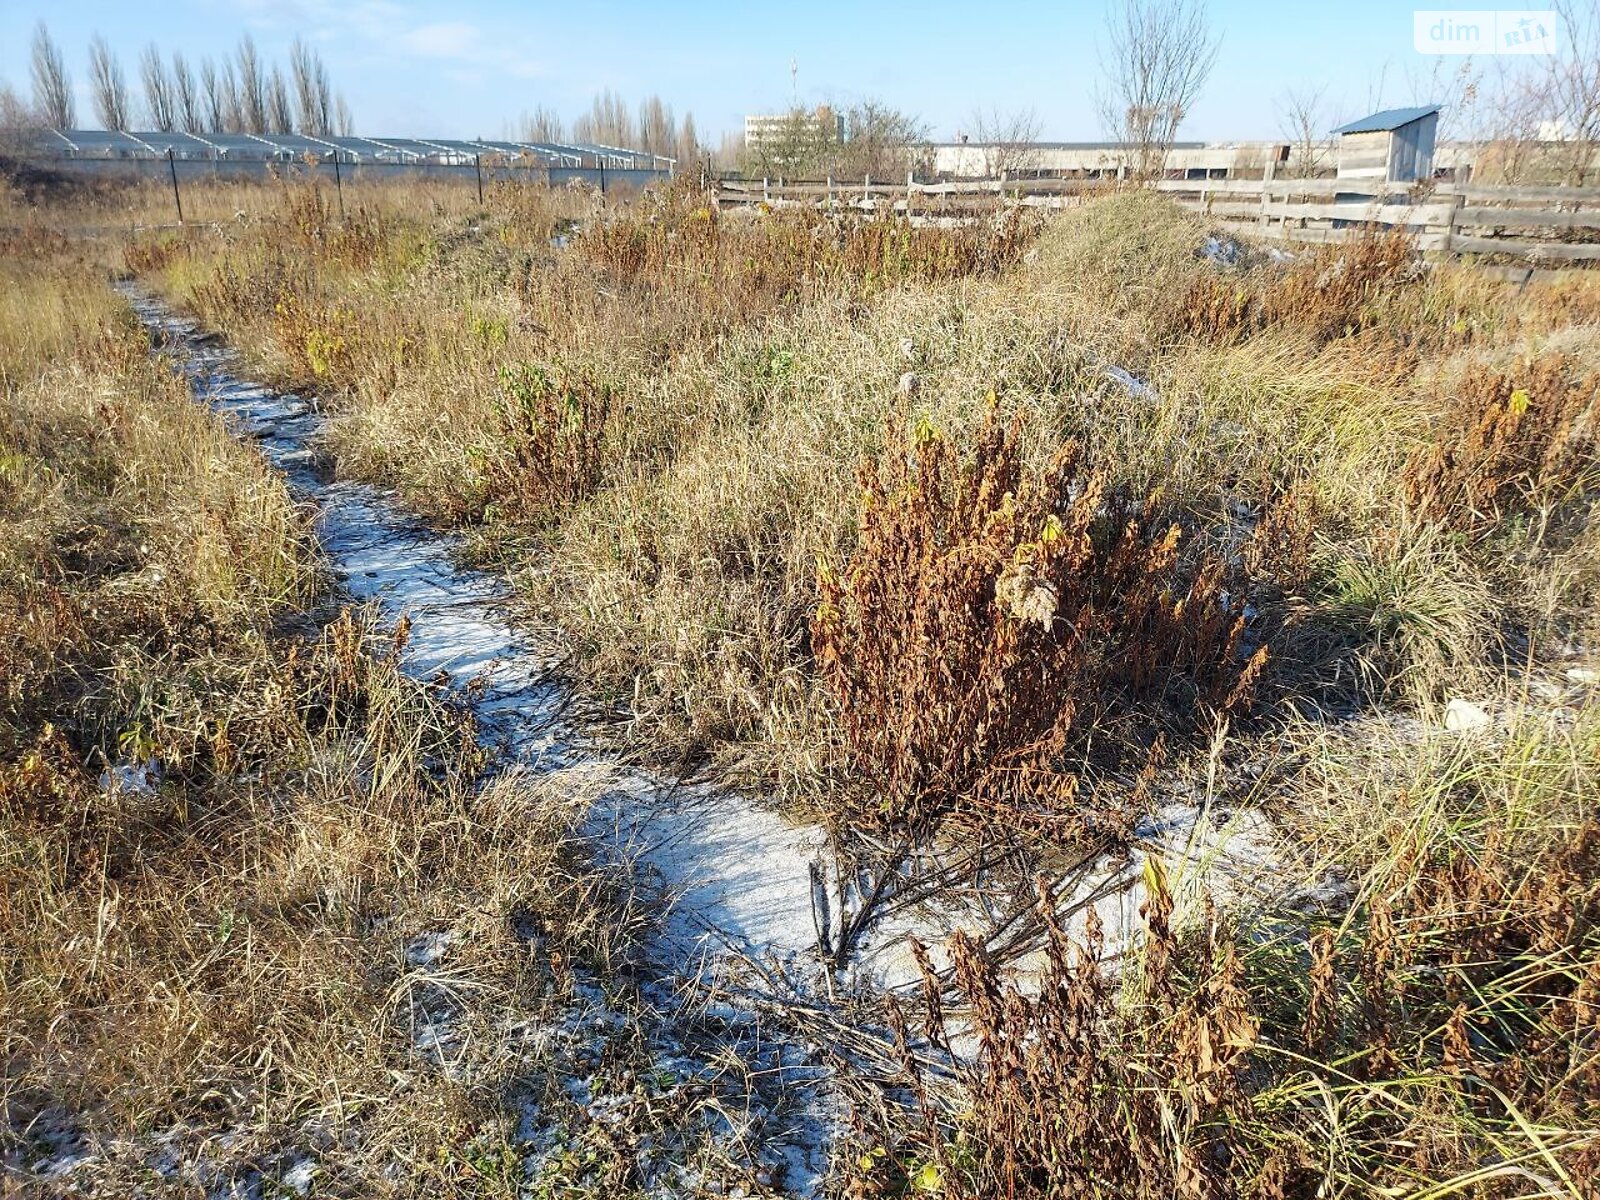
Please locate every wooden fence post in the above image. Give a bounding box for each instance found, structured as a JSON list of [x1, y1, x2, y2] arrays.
[[1443, 188, 1465, 256]]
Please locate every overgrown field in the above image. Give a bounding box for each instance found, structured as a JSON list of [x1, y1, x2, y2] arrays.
[[0, 199, 811, 1198], [4, 165, 1599, 1196]]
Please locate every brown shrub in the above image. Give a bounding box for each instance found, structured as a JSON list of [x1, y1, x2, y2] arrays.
[[860, 813, 1600, 1199], [811, 400, 1266, 841], [577, 180, 1038, 331], [1182, 227, 1423, 345], [280, 179, 391, 269], [866, 871, 1259, 1200], [1402, 356, 1599, 531]]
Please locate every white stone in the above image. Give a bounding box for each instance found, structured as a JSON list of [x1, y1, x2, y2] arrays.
[[1444, 698, 1492, 733]]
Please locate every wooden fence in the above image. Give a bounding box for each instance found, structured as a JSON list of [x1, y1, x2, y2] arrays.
[[714, 175, 1600, 264], [1158, 177, 1600, 263]]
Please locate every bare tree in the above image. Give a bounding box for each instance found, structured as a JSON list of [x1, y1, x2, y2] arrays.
[[31, 23, 74, 128], [0, 81, 37, 138], [335, 93, 353, 136], [199, 57, 223, 132], [1461, 3, 1599, 185], [573, 89, 636, 147], [638, 94, 675, 156], [88, 34, 131, 131], [1095, 0, 1219, 178], [267, 66, 294, 134], [289, 38, 315, 131], [1277, 85, 1332, 178], [1544, 0, 1600, 184], [714, 128, 743, 171], [518, 104, 565, 143], [835, 100, 929, 178], [170, 52, 200, 132], [289, 38, 333, 136], [968, 105, 1043, 176], [140, 43, 175, 131], [235, 35, 267, 134], [676, 110, 700, 168], [1401, 57, 1482, 145]]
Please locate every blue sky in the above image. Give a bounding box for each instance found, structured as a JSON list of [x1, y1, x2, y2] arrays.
[[0, 2, 1504, 141]]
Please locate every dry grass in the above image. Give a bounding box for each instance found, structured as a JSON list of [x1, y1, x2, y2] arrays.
[[119, 175, 1600, 754], [854, 713, 1600, 1200], [68, 174, 1600, 1194], [0, 230, 678, 1196]]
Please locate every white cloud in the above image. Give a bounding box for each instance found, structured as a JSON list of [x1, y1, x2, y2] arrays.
[[400, 22, 481, 59], [223, 1, 547, 79]]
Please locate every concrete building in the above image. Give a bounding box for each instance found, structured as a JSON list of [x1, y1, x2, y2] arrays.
[[928, 140, 1293, 180], [1331, 106, 1441, 182], [743, 106, 844, 152]]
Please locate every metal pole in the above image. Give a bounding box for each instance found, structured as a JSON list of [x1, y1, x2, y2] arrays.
[[475, 154, 484, 205], [167, 148, 183, 224], [598, 158, 606, 197], [333, 152, 345, 219]]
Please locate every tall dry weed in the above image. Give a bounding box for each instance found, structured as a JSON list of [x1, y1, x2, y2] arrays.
[[1402, 356, 1598, 532], [812, 399, 1266, 841]]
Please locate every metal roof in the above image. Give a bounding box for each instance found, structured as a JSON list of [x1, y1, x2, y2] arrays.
[[1330, 106, 1441, 136], [24, 130, 667, 169], [928, 141, 1206, 150]]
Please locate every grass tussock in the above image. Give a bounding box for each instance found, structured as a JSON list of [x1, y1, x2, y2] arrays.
[[0, 235, 653, 1195]]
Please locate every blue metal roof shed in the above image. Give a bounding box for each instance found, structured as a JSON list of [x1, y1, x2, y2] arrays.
[[1332, 105, 1441, 182]]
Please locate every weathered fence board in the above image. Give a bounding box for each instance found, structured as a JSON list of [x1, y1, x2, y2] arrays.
[[715, 176, 1600, 265]]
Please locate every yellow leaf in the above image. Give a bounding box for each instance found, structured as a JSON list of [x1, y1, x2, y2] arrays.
[[1143, 855, 1171, 905], [1509, 389, 1531, 415], [913, 1160, 943, 1192]]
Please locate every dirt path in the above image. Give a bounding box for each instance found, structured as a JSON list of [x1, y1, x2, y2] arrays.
[[122, 287, 868, 1194], [125, 287, 854, 966]]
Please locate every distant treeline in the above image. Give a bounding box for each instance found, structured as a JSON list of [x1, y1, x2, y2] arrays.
[[19, 22, 354, 137], [516, 90, 702, 163]]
